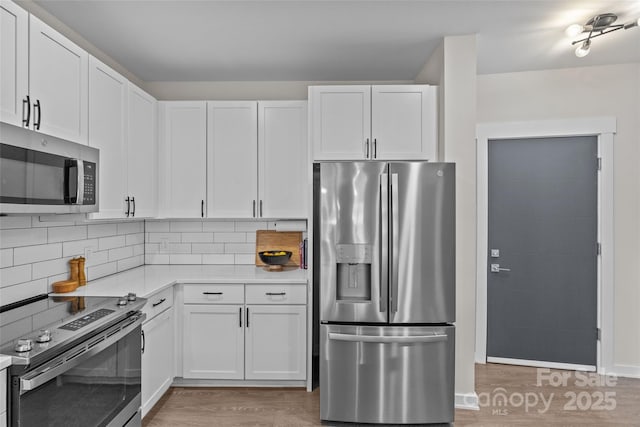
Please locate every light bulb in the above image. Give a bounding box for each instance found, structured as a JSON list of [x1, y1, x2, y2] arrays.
[[575, 40, 591, 57], [565, 24, 584, 37]]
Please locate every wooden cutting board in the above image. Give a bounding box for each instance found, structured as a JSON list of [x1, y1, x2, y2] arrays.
[[255, 230, 302, 267]]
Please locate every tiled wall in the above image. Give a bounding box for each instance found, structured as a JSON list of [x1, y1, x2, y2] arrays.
[[145, 219, 305, 265], [0, 216, 144, 305]]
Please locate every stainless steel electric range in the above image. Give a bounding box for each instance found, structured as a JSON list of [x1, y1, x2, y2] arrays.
[[0, 293, 147, 427]]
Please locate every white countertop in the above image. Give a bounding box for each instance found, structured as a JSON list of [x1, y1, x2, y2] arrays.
[[0, 354, 11, 370], [50, 265, 309, 299]]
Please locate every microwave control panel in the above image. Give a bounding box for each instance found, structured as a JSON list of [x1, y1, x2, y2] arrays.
[[83, 162, 96, 205]]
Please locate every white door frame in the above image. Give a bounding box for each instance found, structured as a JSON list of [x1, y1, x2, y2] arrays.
[[475, 117, 616, 373]]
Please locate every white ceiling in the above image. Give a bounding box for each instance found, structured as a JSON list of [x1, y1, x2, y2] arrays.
[[33, 0, 640, 82]]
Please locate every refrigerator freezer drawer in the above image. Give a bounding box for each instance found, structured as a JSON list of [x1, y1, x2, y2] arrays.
[[320, 324, 455, 424]]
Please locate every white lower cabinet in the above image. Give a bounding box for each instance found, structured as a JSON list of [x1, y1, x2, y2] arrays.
[[141, 289, 175, 417], [182, 283, 307, 382]]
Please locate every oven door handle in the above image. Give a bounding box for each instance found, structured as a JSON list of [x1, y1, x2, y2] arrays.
[[19, 312, 145, 394]]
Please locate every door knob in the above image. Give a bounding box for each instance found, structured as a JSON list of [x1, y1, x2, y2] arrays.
[[490, 263, 511, 273]]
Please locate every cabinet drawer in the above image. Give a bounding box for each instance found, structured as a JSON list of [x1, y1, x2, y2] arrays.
[[183, 284, 244, 304], [245, 284, 306, 305], [143, 287, 174, 322]]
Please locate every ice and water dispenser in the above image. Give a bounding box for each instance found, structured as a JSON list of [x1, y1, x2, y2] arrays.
[[335, 244, 372, 301]]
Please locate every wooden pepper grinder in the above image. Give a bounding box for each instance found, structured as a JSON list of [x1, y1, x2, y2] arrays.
[[69, 258, 80, 283], [78, 257, 87, 286]]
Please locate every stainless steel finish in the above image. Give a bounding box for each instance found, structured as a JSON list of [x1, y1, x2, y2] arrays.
[[0, 121, 99, 214], [379, 172, 389, 313], [388, 162, 456, 324], [328, 332, 447, 343], [75, 159, 85, 204], [36, 330, 51, 343], [15, 339, 33, 352], [320, 324, 455, 424], [390, 172, 399, 313], [490, 263, 511, 273], [108, 396, 142, 427], [19, 312, 145, 393], [491, 248, 500, 257], [320, 162, 387, 323]]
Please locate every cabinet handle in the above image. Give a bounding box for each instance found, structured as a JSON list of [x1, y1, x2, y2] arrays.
[[34, 99, 41, 130], [259, 200, 263, 217], [252, 200, 256, 217], [246, 307, 249, 328], [152, 298, 166, 307], [125, 196, 131, 217], [373, 138, 377, 159], [239, 307, 242, 327], [131, 196, 136, 217], [365, 138, 370, 158], [266, 292, 286, 296], [22, 95, 31, 127], [203, 291, 223, 295], [201, 200, 204, 218], [141, 330, 145, 354]]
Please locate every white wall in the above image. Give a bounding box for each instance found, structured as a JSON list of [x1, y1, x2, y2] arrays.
[[477, 63, 640, 376]]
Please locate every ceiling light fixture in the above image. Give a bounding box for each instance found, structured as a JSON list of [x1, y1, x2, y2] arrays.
[[566, 13, 640, 57]]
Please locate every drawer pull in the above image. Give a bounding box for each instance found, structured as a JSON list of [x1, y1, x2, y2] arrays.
[[152, 298, 166, 307], [266, 292, 286, 296], [203, 292, 223, 295]]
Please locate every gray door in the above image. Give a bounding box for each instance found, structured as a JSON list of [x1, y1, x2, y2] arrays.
[[389, 162, 455, 324], [487, 136, 598, 367]]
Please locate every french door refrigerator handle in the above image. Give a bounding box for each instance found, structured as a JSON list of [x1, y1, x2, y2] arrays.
[[390, 173, 399, 313], [379, 173, 389, 313], [328, 332, 447, 344]]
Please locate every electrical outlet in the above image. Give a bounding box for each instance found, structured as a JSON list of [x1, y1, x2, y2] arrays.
[[160, 238, 169, 252], [84, 247, 93, 261]]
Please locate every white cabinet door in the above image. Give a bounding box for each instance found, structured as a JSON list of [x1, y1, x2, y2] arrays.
[[88, 56, 127, 219], [245, 305, 306, 380], [258, 101, 308, 218], [0, 1, 27, 127], [29, 15, 88, 144], [310, 85, 370, 160], [372, 85, 437, 160], [183, 304, 244, 380], [127, 84, 157, 218], [142, 307, 174, 417], [159, 102, 207, 218], [207, 101, 257, 218]]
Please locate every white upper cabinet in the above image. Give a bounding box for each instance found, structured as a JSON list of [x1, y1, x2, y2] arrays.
[[28, 15, 88, 144], [258, 101, 308, 218], [88, 56, 128, 219], [127, 84, 158, 218], [207, 101, 258, 218], [310, 84, 437, 161], [310, 85, 371, 160], [159, 101, 207, 218], [0, 1, 28, 127], [207, 100, 308, 219]]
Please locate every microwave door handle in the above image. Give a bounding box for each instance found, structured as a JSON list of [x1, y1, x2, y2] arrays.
[[390, 173, 399, 313], [65, 159, 83, 204], [379, 173, 388, 313], [76, 160, 84, 204]]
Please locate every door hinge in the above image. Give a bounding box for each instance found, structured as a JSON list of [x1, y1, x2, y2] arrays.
[[597, 242, 601, 256], [597, 157, 602, 171], [597, 328, 601, 341]]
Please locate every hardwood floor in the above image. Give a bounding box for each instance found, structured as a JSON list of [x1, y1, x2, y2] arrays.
[[143, 364, 640, 426]]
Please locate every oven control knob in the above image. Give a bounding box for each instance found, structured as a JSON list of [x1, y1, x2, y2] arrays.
[[15, 339, 33, 352], [36, 330, 52, 343], [127, 292, 137, 302], [118, 298, 128, 306]]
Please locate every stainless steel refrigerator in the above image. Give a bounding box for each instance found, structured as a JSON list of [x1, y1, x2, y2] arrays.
[[318, 161, 455, 424]]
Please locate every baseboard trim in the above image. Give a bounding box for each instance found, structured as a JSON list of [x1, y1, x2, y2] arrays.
[[455, 392, 479, 410], [487, 357, 595, 372], [610, 364, 640, 379], [172, 377, 307, 387]]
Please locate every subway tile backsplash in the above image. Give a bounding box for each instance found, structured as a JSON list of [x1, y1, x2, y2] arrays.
[[0, 217, 306, 306], [0, 216, 144, 305]]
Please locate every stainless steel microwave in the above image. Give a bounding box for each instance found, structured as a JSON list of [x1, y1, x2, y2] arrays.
[[0, 122, 99, 214]]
